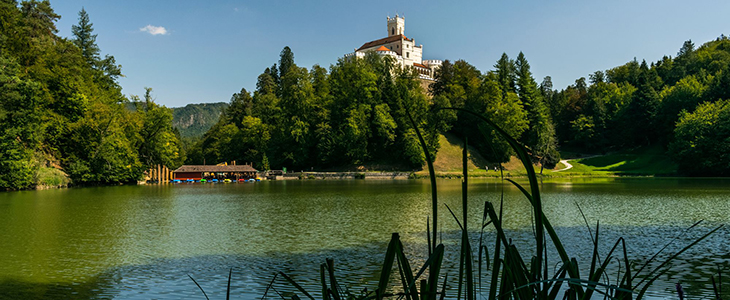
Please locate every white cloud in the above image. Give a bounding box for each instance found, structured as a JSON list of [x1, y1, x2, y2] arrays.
[[140, 25, 168, 35]]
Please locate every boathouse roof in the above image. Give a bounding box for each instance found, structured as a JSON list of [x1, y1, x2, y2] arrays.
[[173, 165, 258, 173]]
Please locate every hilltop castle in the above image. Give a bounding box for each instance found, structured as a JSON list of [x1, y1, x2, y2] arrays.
[[345, 15, 442, 80]]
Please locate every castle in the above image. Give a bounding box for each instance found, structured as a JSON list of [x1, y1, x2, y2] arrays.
[[345, 15, 442, 80]]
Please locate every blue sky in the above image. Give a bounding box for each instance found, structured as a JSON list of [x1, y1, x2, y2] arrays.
[[51, 1, 730, 107]]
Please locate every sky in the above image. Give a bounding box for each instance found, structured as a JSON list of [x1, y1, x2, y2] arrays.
[[50, 0, 730, 108]]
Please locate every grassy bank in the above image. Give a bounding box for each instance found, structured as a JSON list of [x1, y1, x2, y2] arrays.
[[414, 135, 675, 178], [547, 146, 678, 177], [301, 134, 678, 179]]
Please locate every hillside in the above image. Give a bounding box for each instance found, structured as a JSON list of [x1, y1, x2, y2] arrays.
[[172, 102, 228, 138], [431, 133, 490, 172]]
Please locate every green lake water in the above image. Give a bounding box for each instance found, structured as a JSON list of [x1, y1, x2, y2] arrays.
[[1, 178, 729, 299]]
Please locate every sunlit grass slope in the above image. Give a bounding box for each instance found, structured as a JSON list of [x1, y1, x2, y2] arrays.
[[550, 146, 678, 176]]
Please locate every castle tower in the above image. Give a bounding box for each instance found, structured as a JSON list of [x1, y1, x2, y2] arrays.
[[387, 15, 405, 37]]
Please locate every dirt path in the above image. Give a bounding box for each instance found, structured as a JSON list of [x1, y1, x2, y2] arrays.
[[553, 159, 573, 172]]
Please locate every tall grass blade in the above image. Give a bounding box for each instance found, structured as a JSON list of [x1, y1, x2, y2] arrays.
[[280, 272, 315, 300], [504, 177, 580, 294], [439, 273, 448, 300], [320, 264, 329, 300], [426, 244, 444, 300], [464, 236, 475, 300], [486, 202, 502, 300], [227, 268, 232, 300], [439, 107, 547, 290], [395, 239, 419, 300], [457, 238, 464, 300], [378, 233, 399, 299], [404, 244, 445, 292], [582, 221, 601, 300], [406, 109, 437, 254], [636, 225, 724, 298], [462, 136, 468, 231], [445, 204, 464, 231], [634, 220, 703, 277], [427, 217, 432, 258], [507, 277, 631, 298], [188, 274, 211, 300], [547, 264, 568, 299], [478, 201, 489, 294], [326, 258, 342, 300]]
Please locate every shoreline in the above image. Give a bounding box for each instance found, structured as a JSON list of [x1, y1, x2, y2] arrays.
[[10, 171, 721, 192]]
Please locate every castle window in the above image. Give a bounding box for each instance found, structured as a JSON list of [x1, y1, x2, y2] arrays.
[[407, 52, 409, 58], [391, 28, 394, 35]]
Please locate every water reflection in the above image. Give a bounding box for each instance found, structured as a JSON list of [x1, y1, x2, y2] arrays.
[[0, 178, 729, 299]]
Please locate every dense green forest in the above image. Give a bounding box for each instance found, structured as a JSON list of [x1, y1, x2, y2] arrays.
[[186, 48, 442, 170], [195, 36, 730, 176], [0, 1, 182, 190], [546, 36, 730, 175], [187, 48, 558, 171]]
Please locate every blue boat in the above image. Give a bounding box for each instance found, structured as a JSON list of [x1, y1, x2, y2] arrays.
[[186, 179, 194, 183], [211, 179, 219, 183], [172, 179, 181, 183]]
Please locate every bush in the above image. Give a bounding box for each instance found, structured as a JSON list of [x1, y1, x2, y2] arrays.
[[670, 99, 730, 176]]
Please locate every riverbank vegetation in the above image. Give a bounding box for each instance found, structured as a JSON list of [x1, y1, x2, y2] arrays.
[[0, 1, 183, 190]]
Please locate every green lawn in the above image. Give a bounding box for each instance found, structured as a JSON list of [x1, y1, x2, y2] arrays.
[[549, 146, 678, 176]]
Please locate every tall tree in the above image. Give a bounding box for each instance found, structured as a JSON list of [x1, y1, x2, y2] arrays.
[[494, 53, 516, 96], [515, 52, 558, 166], [71, 7, 100, 64], [279, 46, 294, 78]]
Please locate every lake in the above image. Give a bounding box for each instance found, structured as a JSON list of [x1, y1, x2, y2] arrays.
[[0, 178, 729, 299]]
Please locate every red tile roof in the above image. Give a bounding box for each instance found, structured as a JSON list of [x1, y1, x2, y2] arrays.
[[357, 34, 412, 51], [376, 45, 391, 51], [413, 63, 428, 69]]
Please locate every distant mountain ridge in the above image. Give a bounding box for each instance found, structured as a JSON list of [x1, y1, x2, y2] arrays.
[[172, 102, 228, 138]]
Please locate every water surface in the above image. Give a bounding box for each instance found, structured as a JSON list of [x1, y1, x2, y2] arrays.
[[0, 178, 728, 299]]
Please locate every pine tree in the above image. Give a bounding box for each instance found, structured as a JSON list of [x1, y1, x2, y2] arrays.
[[71, 8, 100, 64], [515, 52, 558, 165], [494, 53, 516, 96], [279, 46, 294, 77]]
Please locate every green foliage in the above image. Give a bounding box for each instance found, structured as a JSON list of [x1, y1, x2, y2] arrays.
[[0, 3, 182, 189], [71, 8, 99, 64], [515, 52, 559, 166], [549, 36, 730, 175], [431, 58, 533, 163], [189, 49, 437, 169], [670, 99, 730, 176]]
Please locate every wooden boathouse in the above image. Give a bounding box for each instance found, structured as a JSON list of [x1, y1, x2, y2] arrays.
[[173, 164, 258, 181]]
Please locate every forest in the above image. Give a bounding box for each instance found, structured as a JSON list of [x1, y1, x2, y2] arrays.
[[0, 1, 183, 190], [3, 0, 730, 191], [546, 37, 730, 176], [186, 47, 566, 172], [193, 35, 730, 176]]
